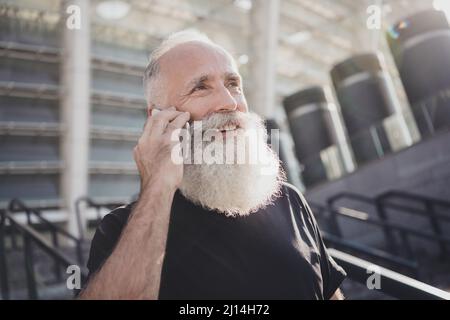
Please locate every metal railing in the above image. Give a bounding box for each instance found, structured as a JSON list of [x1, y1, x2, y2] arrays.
[[7, 199, 85, 266], [74, 196, 126, 242], [377, 190, 450, 257], [307, 200, 449, 299], [322, 231, 418, 277], [330, 249, 450, 300], [0, 207, 88, 300], [1, 196, 448, 299], [310, 202, 419, 276], [48, 197, 450, 300], [325, 191, 450, 259]]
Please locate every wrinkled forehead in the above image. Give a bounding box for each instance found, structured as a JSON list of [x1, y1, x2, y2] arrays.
[[158, 41, 240, 84]]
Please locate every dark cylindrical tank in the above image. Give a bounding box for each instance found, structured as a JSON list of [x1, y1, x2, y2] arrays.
[[331, 53, 396, 165], [387, 9, 450, 135], [283, 86, 337, 187]]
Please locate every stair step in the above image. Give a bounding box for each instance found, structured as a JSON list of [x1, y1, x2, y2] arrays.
[[4, 282, 75, 300]]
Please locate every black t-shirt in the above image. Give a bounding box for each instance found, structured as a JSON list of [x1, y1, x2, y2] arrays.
[[85, 182, 346, 299]]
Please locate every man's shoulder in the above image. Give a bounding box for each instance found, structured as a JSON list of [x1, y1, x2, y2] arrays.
[[280, 182, 309, 210], [86, 202, 136, 275], [105, 202, 135, 221], [281, 181, 302, 197], [277, 182, 318, 227], [95, 202, 136, 237]]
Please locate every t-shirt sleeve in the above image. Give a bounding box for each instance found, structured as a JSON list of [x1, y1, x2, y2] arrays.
[[286, 184, 347, 299], [85, 205, 132, 283]]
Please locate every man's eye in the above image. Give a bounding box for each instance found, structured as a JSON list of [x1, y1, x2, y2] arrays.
[[192, 85, 207, 92], [228, 82, 241, 90]]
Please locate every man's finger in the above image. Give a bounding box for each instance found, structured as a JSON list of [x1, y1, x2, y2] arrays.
[[151, 109, 185, 135], [141, 105, 171, 138], [165, 112, 190, 133], [140, 116, 153, 141]]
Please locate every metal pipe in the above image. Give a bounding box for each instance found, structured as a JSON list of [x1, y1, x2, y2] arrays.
[[0, 209, 10, 300], [329, 249, 450, 300], [23, 232, 38, 300]]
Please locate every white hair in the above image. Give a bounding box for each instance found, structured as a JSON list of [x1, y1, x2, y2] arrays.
[[143, 29, 234, 105]]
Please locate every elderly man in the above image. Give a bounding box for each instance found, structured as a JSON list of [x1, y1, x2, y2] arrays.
[[80, 30, 346, 300]]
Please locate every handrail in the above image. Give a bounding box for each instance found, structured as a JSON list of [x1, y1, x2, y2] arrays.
[[74, 197, 95, 241], [309, 201, 419, 275], [378, 190, 450, 208], [326, 191, 450, 257], [377, 190, 450, 256], [322, 231, 418, 276], [329, 249, 450, 300], [329, 191, 450, 222], [327, 192, 374, 207], [9, 199, 78, 241], [326, 193, 397, 250], [0, 209, 88, 300], [0, 209, 9, 300], [75, 196, 126, 241], [327, 207, 450, 243], [305, 203, 449, 299], [2, 198, 446, 300], [375, 199, 450, 223], [327, 206, 450, 262], [8, 199, 85, 266]]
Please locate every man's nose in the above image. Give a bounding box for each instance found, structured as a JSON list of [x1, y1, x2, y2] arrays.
[[213, 86, 238, 113]]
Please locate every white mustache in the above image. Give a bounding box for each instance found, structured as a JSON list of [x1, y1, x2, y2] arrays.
[[190, 111, 253, 133]]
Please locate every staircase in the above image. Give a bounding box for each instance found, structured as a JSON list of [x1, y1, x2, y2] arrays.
[[309, 189, 450, 298], [1, 194, 449, 300], [0, 200, 90, 300], [2, 245, 90, 299]]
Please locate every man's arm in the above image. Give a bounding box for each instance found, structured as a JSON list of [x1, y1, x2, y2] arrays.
[[79, 181, 174, 299], [79, 107, 190, 299]]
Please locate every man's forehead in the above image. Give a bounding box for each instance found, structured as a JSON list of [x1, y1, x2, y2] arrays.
[[159, 41, 239, 79]]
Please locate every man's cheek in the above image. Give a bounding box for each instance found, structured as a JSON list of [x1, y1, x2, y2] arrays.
[[190, 111, 207, 121], [189, 106, 213, 121]]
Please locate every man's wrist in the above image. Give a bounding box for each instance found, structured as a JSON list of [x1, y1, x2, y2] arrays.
[[141, 174, 179, 196], [132, 176, 177, 222], [139, 177, 178, 198]]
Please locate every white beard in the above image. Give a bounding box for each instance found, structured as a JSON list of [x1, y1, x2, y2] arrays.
[[179, 112, 286, 217]]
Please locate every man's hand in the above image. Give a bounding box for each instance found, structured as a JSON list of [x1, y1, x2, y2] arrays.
[[79, 107, 190, 300], [134, 106, 190, 191]]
